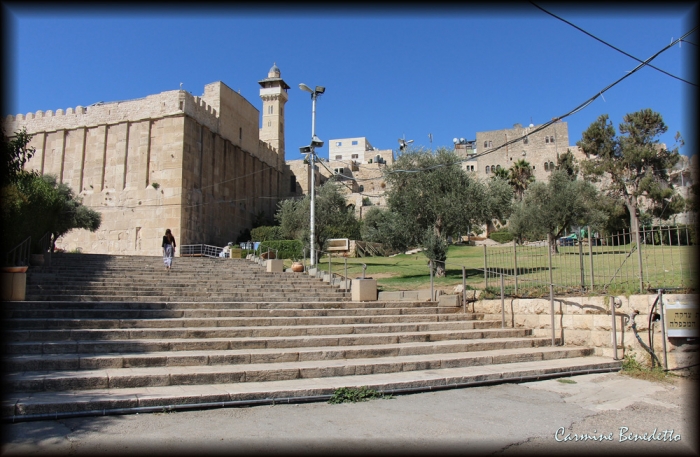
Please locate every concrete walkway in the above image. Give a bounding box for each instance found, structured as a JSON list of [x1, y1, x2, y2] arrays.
[[2, 372, 696, 456]]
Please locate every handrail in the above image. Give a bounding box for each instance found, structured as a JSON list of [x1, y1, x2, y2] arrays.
[[5, 237, 31, 267], [37, 232, 52, 253], [180, 244, 224, 258]]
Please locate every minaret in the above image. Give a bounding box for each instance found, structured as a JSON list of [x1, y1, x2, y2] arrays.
[[258, 63, 289, 159]]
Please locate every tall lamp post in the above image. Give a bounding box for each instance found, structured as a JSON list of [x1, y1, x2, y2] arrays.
[[299, 83, 325, 267]]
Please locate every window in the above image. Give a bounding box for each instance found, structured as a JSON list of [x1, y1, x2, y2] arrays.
[[549, 161, 554, 170], [351, 154, 359, 159], [484, 141, 488, 148], [523, 137, 528, 144], [239, 128, 242, 140], [496, 165, 501, 171], [545, 136, 549, 144], [268, 121, 271, 127], [351, 140, 358, 145], [290, 175, 296, 193], [550, 136, 555, 143], [336, 142, 342, 147], [544, 162, 549, 171], [488, 141, 493, 148], [335, 155, 342, 160], [268, 105, 273, 115], [485, 166, 490, 173]]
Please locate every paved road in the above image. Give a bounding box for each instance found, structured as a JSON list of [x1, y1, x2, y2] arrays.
[[2, 372, 697, 456]]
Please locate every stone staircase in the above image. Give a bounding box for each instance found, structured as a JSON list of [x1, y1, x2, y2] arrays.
[[2, 253, 621, 420]]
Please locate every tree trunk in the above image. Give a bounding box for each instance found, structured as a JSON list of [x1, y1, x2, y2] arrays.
[[548, 232, 559, 255], [435, 261, 446, 278]]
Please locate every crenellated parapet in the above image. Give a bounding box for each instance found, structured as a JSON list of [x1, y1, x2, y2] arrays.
[[4, 90, 221, 137]]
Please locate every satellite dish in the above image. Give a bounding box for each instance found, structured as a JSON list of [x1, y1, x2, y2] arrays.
[[453, 138, 459, 144]]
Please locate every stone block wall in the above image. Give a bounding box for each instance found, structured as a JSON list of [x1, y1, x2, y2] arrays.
[[473, 293, 698, 370], [4, 83, 290, 256]]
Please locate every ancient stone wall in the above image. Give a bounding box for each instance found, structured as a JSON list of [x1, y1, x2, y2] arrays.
[[4, 84, 289, 255]]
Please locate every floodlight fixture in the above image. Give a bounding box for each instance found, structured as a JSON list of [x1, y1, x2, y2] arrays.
[[311, 135, 324, 148], [299, 83, 313, 94], [300, 145, 312, 153]]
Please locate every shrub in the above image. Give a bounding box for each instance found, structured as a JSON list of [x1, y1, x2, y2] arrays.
[[250, 226, 282, 242], [489, 229, 514, 244], [259, 240, 303, 260]]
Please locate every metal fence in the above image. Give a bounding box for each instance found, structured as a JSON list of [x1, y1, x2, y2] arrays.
[[180, 244, 224, 258], [484, 225, 696, 296]]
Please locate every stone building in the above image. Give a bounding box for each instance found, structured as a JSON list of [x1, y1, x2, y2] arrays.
[[456, 121, 587, 181], [4, 65, 298, 255]]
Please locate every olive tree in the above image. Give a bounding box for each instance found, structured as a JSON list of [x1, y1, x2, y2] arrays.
[[382, 147, 512, 277]]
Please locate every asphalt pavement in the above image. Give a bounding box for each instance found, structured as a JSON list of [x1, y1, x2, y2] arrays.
[[1, 372, 697, 456]]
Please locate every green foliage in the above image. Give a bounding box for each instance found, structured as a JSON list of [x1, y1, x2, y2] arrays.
[[360, 207, 411, 250], [2, 173, 101, 254], [1, 128, 36, 186], [556, 149, 580, 178], [382, 147, 513, 277], [508, 159, 535, 200], [491, 167, 510, 181], [557, 378, 577, 384], [275, 181, 361, 251], [258, 240, 303, 260], [250, 226, 282, 242], [488, 229, 514, 244], [621, 351, 674, 383], [578, 109, 683, 231], [508, 170, 607, 249], [328, 386, 392, 404]]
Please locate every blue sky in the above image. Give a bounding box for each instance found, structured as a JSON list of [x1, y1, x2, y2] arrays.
[[3, 4, 697, 162]]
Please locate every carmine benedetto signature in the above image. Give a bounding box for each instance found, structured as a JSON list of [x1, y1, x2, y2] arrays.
[[555, 427, 681, 442]]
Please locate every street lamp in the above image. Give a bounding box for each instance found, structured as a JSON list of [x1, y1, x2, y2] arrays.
[[299, 83, 325, 267]]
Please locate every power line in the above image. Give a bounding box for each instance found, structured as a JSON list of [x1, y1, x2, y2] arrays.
[[531, 2, 697, 87], [383, 27, 697, 176]]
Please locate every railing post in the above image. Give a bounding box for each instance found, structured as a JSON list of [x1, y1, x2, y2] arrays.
[[429, 260, 434, 302], [344, 257, 348, 290], [548, 236, 556, 347], [658, 289, 669, 370], [462, 266, 467, 314], [500, 273, 505, 329], [635, 225, 644, 293], [578, 236, 585, 291], [328, 253, 332, 281], [513, 239, 518, 294], [611, 295, 618, 360], [588, 225, 594, 291], [483, 245, 488, 289]]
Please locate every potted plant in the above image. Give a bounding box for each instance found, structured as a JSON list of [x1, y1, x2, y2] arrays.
[[291, 257, 304, 272]]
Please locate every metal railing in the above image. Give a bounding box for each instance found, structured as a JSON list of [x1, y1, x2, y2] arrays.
[[180, 244, 224, 258], [4, 237, 31, 267], [483, 225, 695, 296]]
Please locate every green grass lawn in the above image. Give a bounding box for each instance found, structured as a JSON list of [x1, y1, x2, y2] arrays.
[[282, 243, 695, 297]]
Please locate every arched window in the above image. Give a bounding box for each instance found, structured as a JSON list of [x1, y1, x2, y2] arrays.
[[544, 162, 549, 171], [484, 141, 488, 148], [545, 136, 549, 144], [550, 136, 555, 143], [549, 161, 555, 170], [488, 141, 493, 147], [496, 165, 501, 171], [485, 166, 490, 173]]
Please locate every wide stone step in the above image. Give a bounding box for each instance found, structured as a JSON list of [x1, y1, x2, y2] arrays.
[[6, 313, 487, 330], [4, 332, 540, 356], [2, 357, 621, 418], [4, 300, 440, 311], [23, 294, 351, 303], [6, 321, 510, 342], [4, 344, 586, 393], [4, 338, 554, 372]]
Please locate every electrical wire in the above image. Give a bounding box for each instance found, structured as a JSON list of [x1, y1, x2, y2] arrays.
[[531, 2, 697, 87]]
